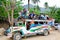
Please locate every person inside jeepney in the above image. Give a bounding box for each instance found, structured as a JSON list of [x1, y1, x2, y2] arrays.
[[43, 22, 48, 26], [30, 21, 42, 29], [34, 22, 42, 26], [30, 20, 36, 29], [26, 22, 30, 30], [29, 11, 36, 19]]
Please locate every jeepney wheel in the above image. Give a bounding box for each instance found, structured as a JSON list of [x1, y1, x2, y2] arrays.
[[13, 33, 22, 40], [43, 30, 49, 36]]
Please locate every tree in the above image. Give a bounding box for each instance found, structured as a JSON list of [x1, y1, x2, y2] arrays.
[[44, 2, 48, 9], [48, 6, 57, 18], [27, 0, 40, 11], [0, 0, 11, 24], [54, 8, 60, 23], [32, 0, 40, 9], [48, 6, 60, 23], [28, 0, 30, 11], [0, 0, 23, 26]]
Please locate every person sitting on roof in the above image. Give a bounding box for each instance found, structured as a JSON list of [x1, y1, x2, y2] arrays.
[[29, 11, 36, 19]]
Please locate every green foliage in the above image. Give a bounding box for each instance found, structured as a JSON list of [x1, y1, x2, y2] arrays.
[[0, 0, 23, 18], [14, 1, 23, 18], [0, 5, 8, 18], [29, 8, 34, 13], [14, 6, 23, 18], [55, 9, 60, 23], [34, 8, 40, 15], [29, 8, 40, 15], [47, 7, 60, 23]]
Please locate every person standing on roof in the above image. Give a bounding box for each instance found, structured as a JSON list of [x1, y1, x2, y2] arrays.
[[18, 10, 23, 20], [21, 8, 27, 18]]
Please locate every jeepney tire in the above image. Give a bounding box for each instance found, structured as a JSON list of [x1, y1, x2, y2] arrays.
[[43, 30, 49, 36], [13, 33, 22, 40]]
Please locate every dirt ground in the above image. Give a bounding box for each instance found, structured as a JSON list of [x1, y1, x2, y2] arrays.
[[0, 30, 60, 40]]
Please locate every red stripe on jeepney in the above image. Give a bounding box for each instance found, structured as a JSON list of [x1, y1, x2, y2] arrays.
[[42, 26, 48, 28]]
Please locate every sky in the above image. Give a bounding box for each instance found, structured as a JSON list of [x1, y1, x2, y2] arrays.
[[21, 0, 60, 8]]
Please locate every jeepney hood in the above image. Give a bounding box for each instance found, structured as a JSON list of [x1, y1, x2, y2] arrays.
[[10, 26, 25, 32]]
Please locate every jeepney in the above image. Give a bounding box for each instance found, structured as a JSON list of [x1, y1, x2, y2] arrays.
[[5, 19, 52, 40]]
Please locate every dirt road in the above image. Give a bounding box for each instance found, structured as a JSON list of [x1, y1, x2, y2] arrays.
[[0, 30, 60, 40]]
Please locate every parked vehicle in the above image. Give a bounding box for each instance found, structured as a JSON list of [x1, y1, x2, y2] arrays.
[[54, 23, 60, 30], [5, 19, 51, 40], [54, 23, 58, 30]]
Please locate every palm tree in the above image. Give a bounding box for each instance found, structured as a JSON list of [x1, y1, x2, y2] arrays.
[[27, 0, 40, 11], [32, 0, 40, 10], [28, 0, 30, 11], [32, 0, 40, 9]]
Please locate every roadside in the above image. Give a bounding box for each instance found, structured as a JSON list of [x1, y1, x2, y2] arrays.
[[22, 30, 60, 40], [0, 30, 60, 40]]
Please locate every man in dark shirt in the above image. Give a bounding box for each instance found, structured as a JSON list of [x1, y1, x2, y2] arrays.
[[29, 11, 36, 19]]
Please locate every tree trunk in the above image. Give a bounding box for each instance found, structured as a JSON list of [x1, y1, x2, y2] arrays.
[[7, 12, 11, 27], [28, 0, 30, 11], [11, 8, 14, 26], [11, 0, 15, 26]]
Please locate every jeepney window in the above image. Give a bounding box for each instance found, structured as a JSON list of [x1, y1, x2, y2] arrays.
[[19, 23, 25, 26], [14, 22, 23, 26], [26, 21, 39, 30], [34, 21, 38, 24], [19, 23, 22, 25], [39, 22, 44, 24]]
